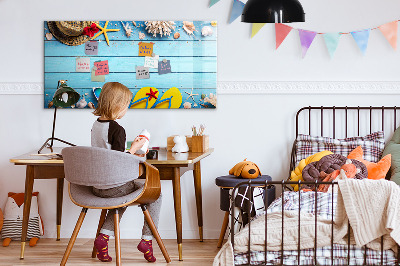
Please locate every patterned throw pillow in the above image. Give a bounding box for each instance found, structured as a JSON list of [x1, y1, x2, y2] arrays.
[[294, 131, 385, 166]]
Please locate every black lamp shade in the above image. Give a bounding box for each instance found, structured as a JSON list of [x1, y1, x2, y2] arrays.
[[52, 83, 80, 108], [241, 0, 305, 23]]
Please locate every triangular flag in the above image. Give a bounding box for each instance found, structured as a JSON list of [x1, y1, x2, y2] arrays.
[[209, 0, 220, 7], [229, 0, 245, 24], [323, 33, 341, 58], [378, 21, 398, 50], [275, 23, 292, 49], [298, 29, 317, 58], [351, 29, 370, 55], [251, 23, 266, 38]]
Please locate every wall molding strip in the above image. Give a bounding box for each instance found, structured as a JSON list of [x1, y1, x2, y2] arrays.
[[1, 81, 400, 95]]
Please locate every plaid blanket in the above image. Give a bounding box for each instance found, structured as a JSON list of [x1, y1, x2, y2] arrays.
[[234, 191, 397, 265]]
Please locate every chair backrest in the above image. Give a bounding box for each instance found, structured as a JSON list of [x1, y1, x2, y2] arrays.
[[62, 146, 145, 187]]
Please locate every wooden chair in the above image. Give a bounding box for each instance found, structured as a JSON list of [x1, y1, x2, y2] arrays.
[[60, 146, 171, 265]]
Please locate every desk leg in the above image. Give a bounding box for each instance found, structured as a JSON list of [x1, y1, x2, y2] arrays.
[[56, 178, 64, 241], [193, 161, 203, 242], [172, 167, 183, 261], [20, 165, 34, 259]]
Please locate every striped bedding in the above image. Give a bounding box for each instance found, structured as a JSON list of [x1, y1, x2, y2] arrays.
[[234, 191, 397, 265]]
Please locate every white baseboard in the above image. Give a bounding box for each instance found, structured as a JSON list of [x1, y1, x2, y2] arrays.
[[1, 81, 400, 95]]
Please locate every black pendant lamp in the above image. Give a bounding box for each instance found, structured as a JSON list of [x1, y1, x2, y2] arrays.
[[241, 0, 305, 23]]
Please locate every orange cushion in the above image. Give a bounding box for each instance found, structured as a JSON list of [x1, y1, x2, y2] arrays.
[[348, 146, 391, 180]]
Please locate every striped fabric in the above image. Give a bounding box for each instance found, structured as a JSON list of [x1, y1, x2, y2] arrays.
[[235, 245, 397, 265], [1, 217, 41, 240], [234, 191, 397, 265], [294, 131, 385, 166]]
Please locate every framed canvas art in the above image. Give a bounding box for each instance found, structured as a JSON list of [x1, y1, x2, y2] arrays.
[[44, 21, 217, 109]]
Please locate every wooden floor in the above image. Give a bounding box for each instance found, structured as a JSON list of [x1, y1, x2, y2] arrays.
[[0, 239, 221, 265]]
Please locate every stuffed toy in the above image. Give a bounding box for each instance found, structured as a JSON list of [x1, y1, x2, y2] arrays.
[[289, 150, 333, 191], [1, 192, 44, 247], [348, 146, 391, 180], [172, 135, 189, 153], [229, 159, 261, 179]]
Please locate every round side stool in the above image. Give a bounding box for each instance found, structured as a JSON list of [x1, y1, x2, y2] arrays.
[[215, 175, 275, 248]]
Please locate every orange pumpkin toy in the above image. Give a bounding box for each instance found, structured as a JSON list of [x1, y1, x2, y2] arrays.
[[229, 159, 261, 179]]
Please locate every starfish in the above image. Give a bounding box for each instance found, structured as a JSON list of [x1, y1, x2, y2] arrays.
[[91, 21, 120, 46], [146, 88, 158, 101], [185, 88, 199, 102]]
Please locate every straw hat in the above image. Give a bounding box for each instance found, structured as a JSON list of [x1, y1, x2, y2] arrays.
[[47, 21, 98, 46]]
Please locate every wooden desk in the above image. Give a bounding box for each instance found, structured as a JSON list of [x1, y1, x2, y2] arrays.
[[10, 147, 213, 261]]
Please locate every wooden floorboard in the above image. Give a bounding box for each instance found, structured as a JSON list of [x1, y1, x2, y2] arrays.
[[0, 239, 222, 265]]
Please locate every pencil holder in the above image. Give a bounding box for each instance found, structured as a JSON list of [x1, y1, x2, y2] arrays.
[[191, 135, 209, 153]]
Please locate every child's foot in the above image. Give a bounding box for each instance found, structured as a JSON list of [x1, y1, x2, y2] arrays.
[[137, 239, 156, 262], [94, 233, 112, 262]]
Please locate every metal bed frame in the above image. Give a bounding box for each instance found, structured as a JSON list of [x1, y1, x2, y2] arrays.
[[230, 106, 400, 266]]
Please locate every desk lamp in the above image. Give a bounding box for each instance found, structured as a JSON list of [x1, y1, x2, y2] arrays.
[[38, 80, 80, 154], [241, 0, 305, 23]]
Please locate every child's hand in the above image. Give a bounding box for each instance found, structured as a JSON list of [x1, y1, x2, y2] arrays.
[[134, 148, 149, 157], [129, 137, 147, 155]]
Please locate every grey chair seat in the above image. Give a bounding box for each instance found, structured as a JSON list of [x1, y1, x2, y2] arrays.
[[69, 180, 145, 208]]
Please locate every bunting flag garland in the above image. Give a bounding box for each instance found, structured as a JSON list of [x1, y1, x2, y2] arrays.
[[206, 1, 400, 58], [209, 0, 220, 7], [323, 33, 341, 58], [229, 0, 245, 24], [351, 29, 370, 55], [298, 29, 317, 58], [251, 23, 266, 38], [275, 23, 292, 49], [378, 21, 398, 50]]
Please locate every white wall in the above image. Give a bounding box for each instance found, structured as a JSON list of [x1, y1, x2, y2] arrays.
[[1, 0, 400, 239]]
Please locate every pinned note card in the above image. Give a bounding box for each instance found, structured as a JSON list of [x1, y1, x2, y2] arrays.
[[136, 66, 150, 79], [85, 41, 98, 55], [91, 66, 105, 82], [138, 42, 154, 57], [158, 59, 171, 75], [76, 57, 90, 72], [144, 55, 159, 69], [94, 60, 109, 76]]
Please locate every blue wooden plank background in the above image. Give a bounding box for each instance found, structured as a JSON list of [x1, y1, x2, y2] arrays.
[[44, 21, 217, 109]]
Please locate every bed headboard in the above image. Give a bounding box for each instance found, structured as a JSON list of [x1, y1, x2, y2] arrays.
[[290, 106, 400, 179]]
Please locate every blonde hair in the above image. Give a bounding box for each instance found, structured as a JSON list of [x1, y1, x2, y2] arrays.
[[93, 82, 133, 120]]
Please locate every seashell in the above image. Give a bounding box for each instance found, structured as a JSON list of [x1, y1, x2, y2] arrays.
[[85, 93, 88, 96], [211, 21, 217, 27], [194, 103, 198, 107], [121, 21, 133, 37], [174, 32, 180, 39], [61, 92, 69, 103], [183, 21, 196, 35], [204, 93, 217, 107], [48, 101, 54, 108], [45, 32, 53, 40], [132, 21, 137, 27], [144, 21, 176, 37], [139, 32, 145, 40], [183, 102, 192, 109], [88, 102, 95, 109], [201, 26, 213, 37], [76, 97, 87, 109]]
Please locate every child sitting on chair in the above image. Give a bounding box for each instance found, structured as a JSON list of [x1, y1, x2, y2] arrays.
[[91, 82, 162, 263]]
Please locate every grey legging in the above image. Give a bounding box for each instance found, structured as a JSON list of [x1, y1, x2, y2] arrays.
[[92, 180, 162, 240]]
